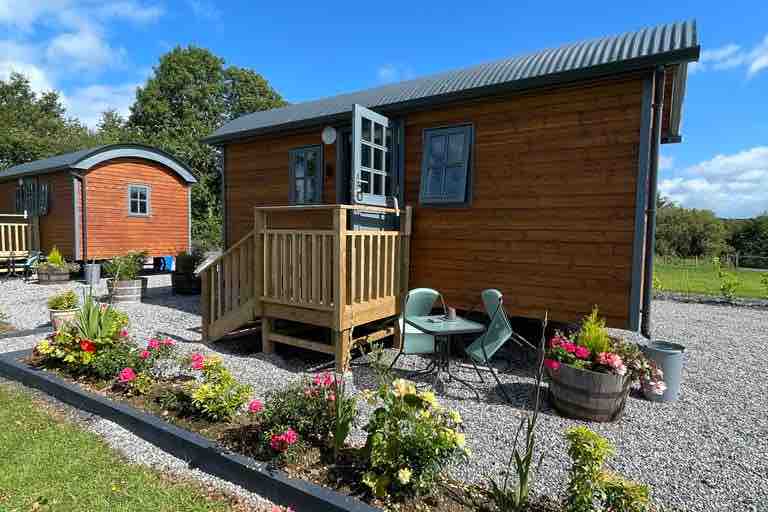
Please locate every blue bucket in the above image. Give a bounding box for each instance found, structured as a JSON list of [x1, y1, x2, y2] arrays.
[[641, 340, 686, 402]]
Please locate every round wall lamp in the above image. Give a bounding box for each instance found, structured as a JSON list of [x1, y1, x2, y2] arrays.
[[321, 126, 337, 145]]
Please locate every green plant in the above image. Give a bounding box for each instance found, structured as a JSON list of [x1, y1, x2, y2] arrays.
[[761, 273, 768, 298], [187, 355, 253, 421], [104, 251, 147, 281], [90, 343, 141, 380], [47, 290, 79, 310], [47, 246, 65, 267], [565, 426, 615, 512], [331, 374, 357, 461], [574, 306, 611, 355], [362, 379, 467, 498], [599, 472, 651, 512], [72, 293, 129, 342], [36, 246, 79, 273], [652, 272, 665, 292], [713, 256, 741, 300]]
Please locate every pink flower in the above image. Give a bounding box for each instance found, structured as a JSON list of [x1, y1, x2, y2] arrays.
[[561, 342, 577, 354], [574, 345, 590, 359], [139, 350, 151, 360], [161, 337, 175, 346], [248, 399, 264, 413], [190, 353, 205, 370], [283, 428, 298, 445], [119, 367, 137, 383], [120, 329, 129, 337], [327, 393, 336, 402], [313, 373, 335, 388], [544, 359, 561, 371], [147, 338, 160, 350], [270, 428, 299, 452]]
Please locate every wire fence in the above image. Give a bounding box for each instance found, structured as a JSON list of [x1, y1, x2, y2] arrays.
[[656, 254, 768, 270]]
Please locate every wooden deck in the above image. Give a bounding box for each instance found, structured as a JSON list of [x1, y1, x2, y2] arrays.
[[0, 214, 34, 273], [200, 204, 411, 370]]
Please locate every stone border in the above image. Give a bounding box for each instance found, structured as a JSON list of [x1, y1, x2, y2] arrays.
[[0, 349, 379, 512]]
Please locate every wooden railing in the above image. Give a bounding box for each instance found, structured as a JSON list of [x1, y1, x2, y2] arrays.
[[0, 214, 30, 259], [347, 231, 401, 305], [200, 205, 412, 346], [263, 230, 335, 310], [200, 229, 257, 341]]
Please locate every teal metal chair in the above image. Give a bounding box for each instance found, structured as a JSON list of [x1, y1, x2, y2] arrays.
[[465, 289, 534, 401], [388, 288, 446, 371]]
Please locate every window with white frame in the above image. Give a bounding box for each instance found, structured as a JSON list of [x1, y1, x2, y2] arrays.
[[128, 184, 150, 216]]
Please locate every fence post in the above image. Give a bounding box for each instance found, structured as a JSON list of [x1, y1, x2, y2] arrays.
[[253, 210, 264, 317]]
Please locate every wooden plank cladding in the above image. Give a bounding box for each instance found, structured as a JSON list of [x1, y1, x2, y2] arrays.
[[402, 76, 647, 328], [85, 158, 190, 259]]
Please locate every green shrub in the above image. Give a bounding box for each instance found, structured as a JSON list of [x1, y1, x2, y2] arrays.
[[47, 290, 79, 311], [761, 273, 768, 299], [186, 354, 252, 421], [104, 251, 147, 281], [90, 343, 141, 380], [36, 246, 79, 273], [652, 272, 665, 292], [574, 306, 611, 355], [565, 427, 651, 512], [362, 379, 467, 498], [712, 256, 741, 300], [47, 246, 65, 267], [72, 293, 129, 342]]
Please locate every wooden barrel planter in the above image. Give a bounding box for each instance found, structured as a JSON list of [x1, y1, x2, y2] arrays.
[[107, 278, 144, 304], [38, 268, 70, 284], [49, 308, 79, 330], [547, 364, 631, 422]]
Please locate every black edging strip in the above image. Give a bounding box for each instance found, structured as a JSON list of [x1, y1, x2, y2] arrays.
[[0, 326, 52, 340], [0, 349, 379, 512]]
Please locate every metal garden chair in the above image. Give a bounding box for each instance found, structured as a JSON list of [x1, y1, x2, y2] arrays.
[[464, 289, 535, 402], [388, 288, 446, 371], [23, 251, 43, 282]]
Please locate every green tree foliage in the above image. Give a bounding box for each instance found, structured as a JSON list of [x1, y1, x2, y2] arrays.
[[128, 46, 286, 249], [655, 197, 728, 258], [729, 214, 768, 265], [0, 73, 95, 170]]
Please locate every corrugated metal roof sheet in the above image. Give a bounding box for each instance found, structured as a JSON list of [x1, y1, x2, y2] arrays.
[[205, 20, 699, 144], [1, 144, 197, 183]]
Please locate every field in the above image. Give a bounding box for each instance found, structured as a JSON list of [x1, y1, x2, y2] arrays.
[[654, 260, 768, 299]]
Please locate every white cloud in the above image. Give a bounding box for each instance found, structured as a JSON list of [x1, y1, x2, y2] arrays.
[[63, 82, 139, 128], [187, 0, 221, 20], [0, 0, 161, 29], [659, 147, 768, 218], [658, 154, 675, 171], [0, 60, 54, 93], [690, 35, 768, 77], [46, 30, 125, 71], [377, 64, 414, 84]]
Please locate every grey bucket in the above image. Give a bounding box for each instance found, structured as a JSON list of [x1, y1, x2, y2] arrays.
[[84, 263, 101, 287], [641, 340, 685, 402]]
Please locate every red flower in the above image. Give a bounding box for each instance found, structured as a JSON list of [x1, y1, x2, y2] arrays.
[[544, 359, 561, 371], [79, 340, 96, 353]]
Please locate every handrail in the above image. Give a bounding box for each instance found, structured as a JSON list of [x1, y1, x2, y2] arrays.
[[197, 229, 255, 274], [254, 204, 401, 215]]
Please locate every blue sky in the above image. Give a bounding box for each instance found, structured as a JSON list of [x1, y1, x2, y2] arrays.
[[2, 1, 767, 218]]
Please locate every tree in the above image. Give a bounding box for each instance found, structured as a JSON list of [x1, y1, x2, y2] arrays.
[[0, 73, 95, 170], [128, 46, 286, 248], [655, 198, 728, 258], [729, 214, 768, 268]]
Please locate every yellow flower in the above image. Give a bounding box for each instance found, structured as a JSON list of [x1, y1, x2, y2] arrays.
[[36, 340, 51, 354], [360, 389, 377, 405], [449, 410, 462, 424], [419, 391, 437, 406], [454, 431, 466, 448], [417, 409, 431, 420], [397, 468, 412, 485], [392, 379, 416, 398]]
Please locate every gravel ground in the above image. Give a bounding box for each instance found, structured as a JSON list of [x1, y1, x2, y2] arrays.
[[1, 274, 767, 512]]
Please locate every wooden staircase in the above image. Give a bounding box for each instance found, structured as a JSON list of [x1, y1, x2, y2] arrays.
[[199, 204, 411, 370]]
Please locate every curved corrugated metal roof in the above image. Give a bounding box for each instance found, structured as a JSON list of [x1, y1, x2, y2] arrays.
[[205, 20, 699, 144], [0, 144, 197, 184]]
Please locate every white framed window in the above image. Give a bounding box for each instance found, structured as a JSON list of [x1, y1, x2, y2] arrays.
[[128, 184, 150, 216]]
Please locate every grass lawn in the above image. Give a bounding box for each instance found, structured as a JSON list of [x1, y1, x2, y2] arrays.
[[654, 261, 768, 299], [0, 383, 250, 512]]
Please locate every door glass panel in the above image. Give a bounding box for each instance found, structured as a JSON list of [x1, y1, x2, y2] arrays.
[[385, 175, 392, 195], [373, 148, 383, 171], [429, 135, 446, 165], [362, 118, 372, 142], [305, 178, 315, 202], [447, 133, 465, 163], [373, 123, 383, 145], [360, 171, 371, 193], [373, 173, 383, 195], [295, 180, 305, 203], [306, 150, 316, 176], [294, 154, 305, 177], [361, 145, 371, 168]]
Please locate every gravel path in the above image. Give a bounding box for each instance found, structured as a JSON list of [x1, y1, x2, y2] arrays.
[[1, 275, 766, 511]]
